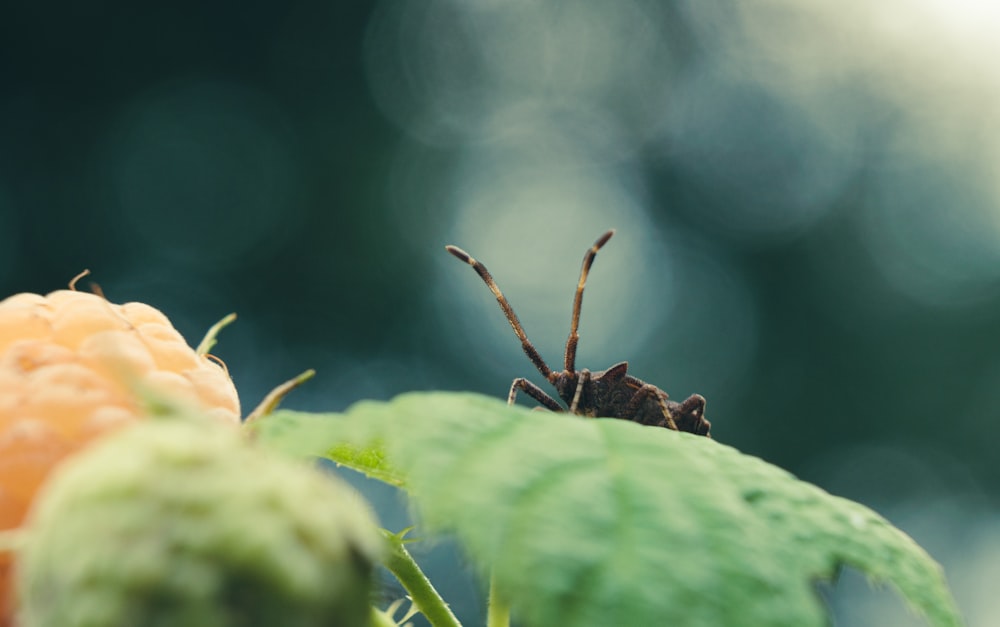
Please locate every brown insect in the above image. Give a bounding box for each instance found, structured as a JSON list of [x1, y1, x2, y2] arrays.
[[445, 229, 711, 436]]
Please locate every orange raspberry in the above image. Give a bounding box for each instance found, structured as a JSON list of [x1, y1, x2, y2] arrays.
[[0, 288, 240, 624]]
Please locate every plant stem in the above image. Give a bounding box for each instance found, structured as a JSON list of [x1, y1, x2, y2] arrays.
[[370, 606, 401, 627], [196, 312, 237, 356], [381, 531, 462, 627], [486, 573, 511, 627], [243, 369, 316, 426]]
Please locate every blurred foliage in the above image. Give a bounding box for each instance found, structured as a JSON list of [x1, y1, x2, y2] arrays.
[[257, 392, 963, 627]]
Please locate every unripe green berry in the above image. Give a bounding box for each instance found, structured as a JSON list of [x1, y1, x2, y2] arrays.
[[16, 416, 381, 627]]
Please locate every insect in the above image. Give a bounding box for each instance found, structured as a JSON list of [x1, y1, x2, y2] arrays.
[[445, 229, 711, 436]]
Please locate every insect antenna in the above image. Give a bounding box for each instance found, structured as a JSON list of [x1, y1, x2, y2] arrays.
[[564, 229, 615, 373], [445, 244, 555, 382]]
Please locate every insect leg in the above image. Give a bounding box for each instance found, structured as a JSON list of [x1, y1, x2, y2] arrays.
[[508, 378, 564, 411], [569, 369, 592, 414], [670, 394, 710, 436], [564, 230, 615, 373], [622, 384, 679, 430]]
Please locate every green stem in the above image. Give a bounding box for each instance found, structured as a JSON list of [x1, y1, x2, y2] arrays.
[[381, 531, 462, 627], [195, 312, 237, 356], [243, 369, 316, 426], [370, 606, 401, 627], [486, 573, 511, 627]]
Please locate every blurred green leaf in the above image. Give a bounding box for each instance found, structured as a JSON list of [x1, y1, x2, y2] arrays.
[[255, 392, 963, 627], [249, 411, 403, 487]]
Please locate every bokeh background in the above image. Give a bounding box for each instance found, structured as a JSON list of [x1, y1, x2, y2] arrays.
[[2, 1, 999, 624]]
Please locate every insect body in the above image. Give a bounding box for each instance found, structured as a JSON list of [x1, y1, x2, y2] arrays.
[[445, 230, 711, 436]]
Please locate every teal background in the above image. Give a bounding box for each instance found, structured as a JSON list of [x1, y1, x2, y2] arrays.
[[2, 2, 997, 624]]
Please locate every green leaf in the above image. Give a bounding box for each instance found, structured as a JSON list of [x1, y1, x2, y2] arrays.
[[255, 392, 963, 627], [249, 410, 404, 487]]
